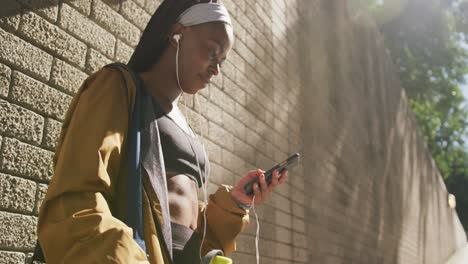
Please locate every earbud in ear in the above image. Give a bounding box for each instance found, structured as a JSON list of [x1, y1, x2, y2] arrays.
[[173, 34, 181, 42]]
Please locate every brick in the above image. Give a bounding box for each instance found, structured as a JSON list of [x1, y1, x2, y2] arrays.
[[233, 137, 255, 163], [102, 0, 121, 11], [203, 101, 223, 125], [144, 0, 162, 14], [34, 183, 48, 215], [0, 0, 21, 31], [275, 226, 292, 244], [223, 76, 246, 105], [0, 28, 53, 82], [59, 3, 116, 58], [245, 128, 266, 152], [1, 138, 54, 181], [292, 217, 305, 232], [293, 231, 307, 248], [115, 39, 134, 64], [0, 63, 11, 97], [91, 0, 141, 47], [275, 209, 292, 229], [51, 59, 88, 95], [221, 149, 244, 176], [133, 0, 146, 8], [234, 234, 256, 254], [275, 242, 292, 260], [227, 50, 246, 74], [234, 102, 257, 128], [204, 139, 222, 164], [208, 162, 234, 186], [64, 0, 92, 16], [183, 107, 208, 137], [43, 118, 61, 150], [0, 99, 44, 144], [292, 202, 305, 218], [0, 251, 26, 264], [193, 92, 208, 113], [291, 187, 305, 205], [20, 11, 87, 68], [230, 252, 256, 264], [233, 41, 256, 66], [86, 49, 112, 74], [210, 86, 236, 115], [222, 0, 238, 17], [210, 72, 223, 89], [208, 122, 234, 151], [11, 71, 72, 120], [293, 247, 308, 263], [0, 173, 36, 213], [232, 18, 248, 43], [121, 0, 151, 30], [178, 93, 194, 109], [0, 212, 37, 250], [222, 112, 246, 140], [272, 193, 291, 213], [19, 0, 59, 22]]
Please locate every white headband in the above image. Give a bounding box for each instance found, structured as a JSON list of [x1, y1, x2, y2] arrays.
[[178, 2, 232, 27]]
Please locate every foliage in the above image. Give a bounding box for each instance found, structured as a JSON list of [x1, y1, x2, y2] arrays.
[[356, 0, 468, 178]]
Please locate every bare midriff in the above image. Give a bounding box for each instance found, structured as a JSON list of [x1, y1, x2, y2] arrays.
[[167, 174, 199, 230]]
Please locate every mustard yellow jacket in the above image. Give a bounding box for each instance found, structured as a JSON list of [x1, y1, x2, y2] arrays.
[[37, 66, 249, 264]]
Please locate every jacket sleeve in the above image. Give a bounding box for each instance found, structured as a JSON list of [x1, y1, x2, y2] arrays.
[[196, 185, 250, 256], [37, 67, 149, 264]]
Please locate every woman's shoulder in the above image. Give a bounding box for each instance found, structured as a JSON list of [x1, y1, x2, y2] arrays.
[[81, 64, 137, 108]]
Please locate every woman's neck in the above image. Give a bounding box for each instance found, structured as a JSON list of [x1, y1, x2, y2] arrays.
[[139, 53, 182, 113]]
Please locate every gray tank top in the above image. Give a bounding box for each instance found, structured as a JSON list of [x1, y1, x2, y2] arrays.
[[156, 107, 208, 188]]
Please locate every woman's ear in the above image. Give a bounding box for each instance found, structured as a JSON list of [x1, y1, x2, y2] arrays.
[[168, 22, 186, 47]]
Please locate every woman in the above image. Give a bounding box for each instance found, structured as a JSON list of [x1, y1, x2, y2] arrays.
[[37, 0, 287, 263]]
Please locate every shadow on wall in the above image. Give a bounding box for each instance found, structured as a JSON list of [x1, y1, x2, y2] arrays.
[[296, 0, 462, 263]]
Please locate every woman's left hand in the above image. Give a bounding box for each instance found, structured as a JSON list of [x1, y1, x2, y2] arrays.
[[230, 169, 288, 207]]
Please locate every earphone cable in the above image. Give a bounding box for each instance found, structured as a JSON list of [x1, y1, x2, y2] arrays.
[[175, 35, 210, 262]]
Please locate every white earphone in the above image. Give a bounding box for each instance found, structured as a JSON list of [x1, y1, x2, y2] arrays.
[[173, 34, 183, 94]]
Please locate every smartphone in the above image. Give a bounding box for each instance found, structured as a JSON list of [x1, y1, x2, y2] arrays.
[[244, 153, 300, 196]]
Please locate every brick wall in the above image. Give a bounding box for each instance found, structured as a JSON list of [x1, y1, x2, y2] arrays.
[[0, 0, 465, 263], [298, 1, 467, 264]]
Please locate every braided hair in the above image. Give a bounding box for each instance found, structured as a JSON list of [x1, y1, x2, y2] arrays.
[[128, 0, 219, 73]]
